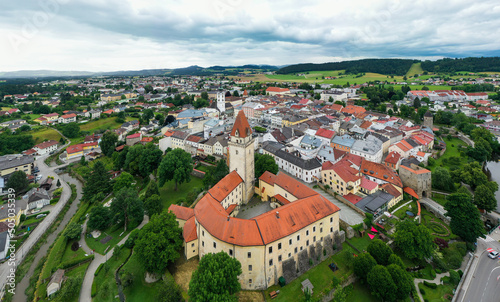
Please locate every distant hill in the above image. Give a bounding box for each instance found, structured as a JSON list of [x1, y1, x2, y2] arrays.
[[276, 59, 418, 76], [0, 65, 279, 79], [421, 57, 500, 73]]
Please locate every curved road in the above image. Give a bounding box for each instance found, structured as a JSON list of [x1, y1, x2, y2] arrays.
[[0, 142, 73, 299], [13, 174, 83, 302]]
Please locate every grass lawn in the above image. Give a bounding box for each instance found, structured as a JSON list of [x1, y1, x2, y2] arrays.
[[65, 262, 91, 302], [85, 221, 138, 255], [347, 235, 374, 252], [171, 256, 200, 300], [406, 63, 424, 78], [430, 137, 468, 172], [79, 117, 134, 133], [393, 201, 418, 220], [263, 244, 352, 302], [194, 164, 212, 173], [346, 281, 381, 302], [29, 128, 62, 144], [122, 251, 163, 301], [159, 177, 204, 208], [418, 282, 455, 302], [431, 193, 448, 207], [61, 240, 88, 263], [420, 208, 458, 241], [93, 247, 131, 302], [22, 215, 46, 226]]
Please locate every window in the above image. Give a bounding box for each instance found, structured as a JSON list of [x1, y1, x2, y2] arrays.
[[248, 252, 252, 258], [294, 247, 298, 254], [269, 246, 273, 254], [288, 253, 291, 258], [249, 265, 252, 271], [300, 246, 303, 251], [330, 227, 333, 233], [306, 230, 309, 236], [213, 242, 217, 248], [313, 226, 316, 232], [229, 249, 233, 256], [202, 230, 205, 236], [191, 243, 195, 247], [320, 228, 323, 233], [269, 259, 273, 266], [289, 239, 292, 245], [278, 243, 282, 250], [313, 236, 316, 242], [278, 255, 282, 262], [297, 235, 300, 241], [330, 217, 333, 223], [306, 240, 309, 246], [202, 241, 204, 247], [249, 279, 252, 284]]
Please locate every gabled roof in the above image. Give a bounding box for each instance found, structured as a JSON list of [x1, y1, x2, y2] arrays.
[[259, 171, 276, 185], [274, 173, 318, 200], [315, 128, 335, 139], [168, 204, 195, 221], [183, 216, 198, 242], [208, 171, 243, 202], [231, 111, 252, 138], [361, 160, 402, 188], [34, 140, 58, 150], [384, 151, 401, 164]]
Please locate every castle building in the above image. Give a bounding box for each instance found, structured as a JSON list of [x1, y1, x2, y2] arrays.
[[169, 111, 342, 290]]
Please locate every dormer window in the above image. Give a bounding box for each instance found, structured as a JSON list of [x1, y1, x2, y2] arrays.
[[235, 130, 239, 137]]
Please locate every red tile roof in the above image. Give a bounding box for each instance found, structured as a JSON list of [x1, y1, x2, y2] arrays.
[[254, 194, 340, 244], [61, 113, 76, 119], [208, 171, 243, 202], [381, 183, 402, 198], [126, 133, 141, 139], [360, 177, 378, 191], [225, 204, 238, 214], [384, 151, 401, 164], [315, 128, 335, 139], [342, 105, 366, 115], [259, 171, 276, 185], [231, 111, 252, 138], [266, 87, 290, 93], [400, 165, 431, 175], [168, 204, 195, 221], [361, 160, 402, 188], [274, 194, 291, 205], [404, 187, 419, 199], [343, 193, 362, 205], [325, 158, 361, 183], [274, 173, 318, 200], [34, 140, 58, 150], [66, 145, 83, 154], [183, 216, 198, 242]]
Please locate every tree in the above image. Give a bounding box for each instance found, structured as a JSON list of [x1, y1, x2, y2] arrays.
[[156, 277, 183, 302], [100, 131, 118, 157], [63, 222, 82, 240], [432, 167, 455, 191], [144, 180, 160, 200], [139, 143, 163, 178], [394, 220, 435, 260], [6, 171, 29, 194], [164, 115, 176, 126], [83, 161, 112, 201], [474, 184, 497, 212], [113, 171, 134, 193], [445, 193, 485, 242], [200, 91, 209, 100], [254, 153, 279, 179], [189, 252, 242, 302], [387, 264, 412, 300], [88, 205, 111, 231], [135, 211, 183, 274], [367, 239, 393, 265], [54, 276, 82, 302], [353, 252, 377, 281], [367, 265, 396, 302], [56, 179, 61, 187], [124, 144, 144, 176], [113, 145, 129, 170], [61, 122, 80, 138], [110, 187, 144, 231], [142, 109, 154, 124], [144, 194, 163, 217], [158, 149, 193, 191], [193, 98, 209, 109], [386, 254, 405, 270]]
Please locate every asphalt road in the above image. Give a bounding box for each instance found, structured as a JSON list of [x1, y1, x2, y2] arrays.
[[460, 236, 500, 302], [0, 144, 71, 299]]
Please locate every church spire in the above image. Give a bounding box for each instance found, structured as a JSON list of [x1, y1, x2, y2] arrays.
[[231, 111, 252, 138]]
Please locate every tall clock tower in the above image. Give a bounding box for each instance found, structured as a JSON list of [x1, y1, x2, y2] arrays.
[[228, 111, 255, 203]]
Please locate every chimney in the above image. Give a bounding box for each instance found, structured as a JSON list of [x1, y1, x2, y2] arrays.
[[276, 211, 279, 219], [227, 216, 230, 221]]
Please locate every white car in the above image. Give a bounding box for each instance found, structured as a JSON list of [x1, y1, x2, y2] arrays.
[[488, 250, 499, 259]]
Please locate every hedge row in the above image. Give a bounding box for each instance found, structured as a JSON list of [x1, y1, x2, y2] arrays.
[[423, 281, 437, 289], [58, 254, 94, 270]]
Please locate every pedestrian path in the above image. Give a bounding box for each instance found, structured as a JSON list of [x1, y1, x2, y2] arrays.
[[414, 272, 450, 302], [481, 235, 496, 243]]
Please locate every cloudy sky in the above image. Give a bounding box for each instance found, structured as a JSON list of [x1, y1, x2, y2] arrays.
[[1, 0, 500, 72]]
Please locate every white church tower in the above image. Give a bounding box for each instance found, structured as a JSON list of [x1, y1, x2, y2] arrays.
[[217, 92, 226, 113], [229, 111, 254, 203]]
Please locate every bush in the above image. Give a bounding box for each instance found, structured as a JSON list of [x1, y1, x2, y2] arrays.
[[423, 281, 437, 289], [449, 270, 460, 285], [435, 268, 442, 274], [58, 255, 94, 270], [430, 269, 436, 279], [94, 263, 104, 276], [332, 276, 341, 287], [420, 288, 426, 295], [91, 282, 97, 297], [124, 229, 140, 248]]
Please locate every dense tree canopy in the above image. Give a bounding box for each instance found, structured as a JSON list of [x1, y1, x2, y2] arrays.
[[144, 194, 163, 217], [135, 211, 183, 274], [474, 184, 497, 212], [158, 148, 193, 190], [203, 159, 229, 189], [367, 239, 393, 266], [63, 222, 82, 240], [113, 171, 134, 193], [6, 171, 29, 194], [189, 252, 242, 302], [82, 161, 112, 201], [445, 193, 485, 242], [367, 265, 397, 302], [387, 264, 413, 301], [394, 220, 435, 260], [100, 131, 118, 157], [353, 252, 377, 282], [61, 122, 80, 138], [254, 153, 279, 179], [110, 187, 144, 231], [432, 167, 455, 192], [88, 205, 111, 231]]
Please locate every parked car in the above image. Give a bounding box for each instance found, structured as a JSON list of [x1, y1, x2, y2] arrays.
[[488, 250, 499, 259]]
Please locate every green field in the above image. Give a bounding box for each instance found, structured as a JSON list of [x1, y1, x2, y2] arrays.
[[346, 282, 381, 302], [430, 137, 468, 172], [79, 117, 125, 132], [406, 63, 424, 78], [85, 220, 138, 255], [29, 128, 62, 144], [264, 244, 352, 301], [159, 177, 204, 209], [266, 71, 405, 86], [122, 251, 163, 301]]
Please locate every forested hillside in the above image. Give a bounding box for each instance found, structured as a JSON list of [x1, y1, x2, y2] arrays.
[[276, 59, 418, 75]]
